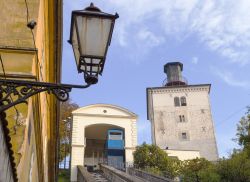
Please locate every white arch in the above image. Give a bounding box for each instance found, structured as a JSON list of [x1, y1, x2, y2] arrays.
[[72, 103, 137, 118], [84, 123, 125, 129], [70, 104, 138, 182]]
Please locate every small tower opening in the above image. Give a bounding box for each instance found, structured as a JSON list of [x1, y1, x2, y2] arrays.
[[164, 62, 188, 86]]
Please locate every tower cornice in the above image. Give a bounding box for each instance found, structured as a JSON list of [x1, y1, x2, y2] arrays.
[[147, 84, 211, 94]]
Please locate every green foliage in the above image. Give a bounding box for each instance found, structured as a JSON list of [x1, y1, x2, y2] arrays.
[[134, 144, 250, 182], [133, 143, 180, 178], [132, 107, 250, 181], [198, 165, 220, 182], [235, 106, 250, 154], [180, 158, 220, 182], [58, 169, 70, 182], [59, 99, 79, 162], [217, 150, 250, 182]]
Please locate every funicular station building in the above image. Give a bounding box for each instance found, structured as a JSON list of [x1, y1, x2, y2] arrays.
[[70, 104, 138, 181]]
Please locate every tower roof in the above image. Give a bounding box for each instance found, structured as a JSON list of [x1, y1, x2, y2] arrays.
[[164, 62, 183, 71]]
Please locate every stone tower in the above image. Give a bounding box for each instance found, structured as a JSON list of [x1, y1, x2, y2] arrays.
[[146, 62, 218, 161]]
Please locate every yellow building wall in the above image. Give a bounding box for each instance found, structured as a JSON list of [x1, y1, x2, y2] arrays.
[[0, 0, 62, 181]]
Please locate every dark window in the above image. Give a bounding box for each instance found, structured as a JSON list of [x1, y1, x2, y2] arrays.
[[182, 115, 185, 122], [110, 132, 121, 135], [181, 132, 187, 139], [179, 115, 182, 122], [179, 115, 185, 122], [174, 97, 180, 107], [180, 96, 187, 106], [109, 132, 122, 140]]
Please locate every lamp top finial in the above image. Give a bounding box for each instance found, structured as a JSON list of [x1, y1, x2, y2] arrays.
[[85, 2, 101, 12]]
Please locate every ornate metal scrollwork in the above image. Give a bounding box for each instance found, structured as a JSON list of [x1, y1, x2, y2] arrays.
[[0, 79, 90, 112]]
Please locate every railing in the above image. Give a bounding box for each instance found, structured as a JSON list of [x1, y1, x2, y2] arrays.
[[162, 76, 188, 86], [100, 164, 144, 182], [77, 165, 95, 182], [99, 160, 176, 182], [99, 158, 134, 171], [127, 167, 175, 182]]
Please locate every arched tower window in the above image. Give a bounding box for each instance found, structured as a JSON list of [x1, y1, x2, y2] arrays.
[[180, 96, 187, 106], [174, 97, 180, 107]]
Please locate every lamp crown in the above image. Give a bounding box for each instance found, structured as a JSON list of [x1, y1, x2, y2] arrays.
[[84, 2, 101, 12]]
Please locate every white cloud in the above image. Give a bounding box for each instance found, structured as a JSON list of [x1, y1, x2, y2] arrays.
[[98, 0, 250, 64], [137, 29, 165, 47], [116, 24, 128, 47], [191, 57, 199, 64], [212, 67, 250, 88]]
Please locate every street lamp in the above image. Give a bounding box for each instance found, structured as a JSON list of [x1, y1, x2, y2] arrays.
[[68, 3, 119, 85], [0, 3, 118, 112]]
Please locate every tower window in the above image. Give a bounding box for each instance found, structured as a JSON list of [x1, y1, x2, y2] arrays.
[[182, 115, 185, 122], [179, 115, 186, 122], [181, 132, 187, 139], [180, 96, 187, 106], [174, 97, 180, 107], [179, 131, 189, 140], [174, 97, 187, 106]]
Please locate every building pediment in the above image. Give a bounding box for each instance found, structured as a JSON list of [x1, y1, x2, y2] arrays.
[[72, 104, 137, 119]]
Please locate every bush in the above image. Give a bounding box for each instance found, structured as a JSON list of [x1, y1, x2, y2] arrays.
[[179, 158, 219, 182], [133, 143, 179, 178], [133, 145, 250, 181]]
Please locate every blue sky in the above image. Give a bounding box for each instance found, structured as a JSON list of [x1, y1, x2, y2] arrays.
[[62, 0, 250, 158]]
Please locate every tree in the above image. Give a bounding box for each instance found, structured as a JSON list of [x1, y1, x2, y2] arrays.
[[180, 158, 220, 182], [217, 150, 250, 182], [133, 143, 180, 178], [235, 106, 250, 154], [59, 99, 79, 163]]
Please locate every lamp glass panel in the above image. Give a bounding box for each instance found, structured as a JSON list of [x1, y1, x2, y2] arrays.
[[91, 66, 99, 73], [86, 66, 91, 72], [80, 58, 102, 74], [71, 20, 80, 68], [80, 65, 91, 72], [76, 16, 112, 57], [80, 65, 85, 71], [92, 58, 101, 64], [84, 58, 91, 64]]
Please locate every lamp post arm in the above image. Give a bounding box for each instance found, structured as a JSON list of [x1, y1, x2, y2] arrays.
[[0, 79, 91, 113]]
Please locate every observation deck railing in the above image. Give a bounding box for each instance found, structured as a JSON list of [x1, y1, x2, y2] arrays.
[[162, 76, 188, 86]]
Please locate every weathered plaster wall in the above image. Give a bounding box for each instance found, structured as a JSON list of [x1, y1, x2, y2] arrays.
[[165, 149, 200, 161], [0, 0, 39, 48], [0, 1, 62, 181]]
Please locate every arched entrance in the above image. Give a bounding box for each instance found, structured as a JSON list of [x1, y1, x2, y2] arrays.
[[84, 124, 124, 169], [70, 104, 138, 181]]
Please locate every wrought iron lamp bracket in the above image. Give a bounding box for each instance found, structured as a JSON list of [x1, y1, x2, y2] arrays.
[[0, 79, 90, 112]]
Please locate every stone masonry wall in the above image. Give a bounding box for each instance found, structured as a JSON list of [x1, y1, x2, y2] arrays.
[[148, 85, 219, 161]]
